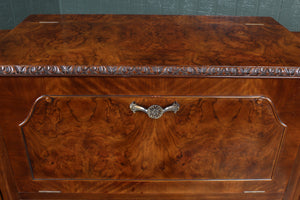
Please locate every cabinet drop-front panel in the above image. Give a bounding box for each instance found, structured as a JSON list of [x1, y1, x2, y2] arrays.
[[20, 95, 285, 181]]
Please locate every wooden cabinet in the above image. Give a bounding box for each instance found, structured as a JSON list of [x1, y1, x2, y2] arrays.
[[21, 95, 285, 180], [0, 15, 299, 200]]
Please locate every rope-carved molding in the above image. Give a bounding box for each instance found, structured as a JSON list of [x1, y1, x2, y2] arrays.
[[0, 65, 299, 77]]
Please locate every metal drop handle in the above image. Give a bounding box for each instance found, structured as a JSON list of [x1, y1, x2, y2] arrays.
[[130, 102, 180, 119]]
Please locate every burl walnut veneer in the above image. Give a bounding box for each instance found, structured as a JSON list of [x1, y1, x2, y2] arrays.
[[0, 15, 299, 200], [0, 30, 10, 39]]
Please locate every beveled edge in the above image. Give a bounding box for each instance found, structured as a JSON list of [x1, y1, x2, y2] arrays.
[[0, 65, 300, 78], [260, 97, 287, 128], [19, 95, 49, 127], [18, 95, 286, 181]]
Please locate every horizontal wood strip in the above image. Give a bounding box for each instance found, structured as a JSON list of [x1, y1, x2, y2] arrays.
[[19, 192, 283, 200]]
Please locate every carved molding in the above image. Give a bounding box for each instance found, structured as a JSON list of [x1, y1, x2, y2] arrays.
[[0, 65, 300, 77]]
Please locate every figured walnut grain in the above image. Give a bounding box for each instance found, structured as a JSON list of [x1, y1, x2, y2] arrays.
[[0, 15, 300, 77], [0, 30, 10, 38], [21, 96, 285, 180]]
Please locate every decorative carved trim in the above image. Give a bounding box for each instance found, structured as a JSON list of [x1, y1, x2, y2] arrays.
[[0, 65, 299, 77]]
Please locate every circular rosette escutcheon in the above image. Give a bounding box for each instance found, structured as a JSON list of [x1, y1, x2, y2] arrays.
[[147, 105, 164, 119]]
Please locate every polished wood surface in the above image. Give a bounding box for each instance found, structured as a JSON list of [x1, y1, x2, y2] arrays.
[[293, 32, 300, 38], [0, 77, 298, 200], [18, 192, 284, 200], [0, 30, 10, 39], [0, 15, 299, 200], [283, 32, 300, 200], [284, 148, 300, 200], [0, 130, 19, 200], [0, 15, 300, 67], [21, 96, 284, 180]]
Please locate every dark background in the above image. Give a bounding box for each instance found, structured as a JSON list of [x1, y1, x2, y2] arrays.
[[0, 0, 299, 31]]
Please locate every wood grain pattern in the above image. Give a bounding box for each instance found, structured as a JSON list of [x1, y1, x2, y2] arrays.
[[0, 130, 19, 200], [283, 31, 300, 200], [283, 148, 300, 200], [0, 30, 10, 38], [293, 32, 300, 38], [0, 15, 299, 200], [0, 77, 298, 199], [21, 96, 285, 180], [0, 15, 300, 69], [19, 192, 284, 200]]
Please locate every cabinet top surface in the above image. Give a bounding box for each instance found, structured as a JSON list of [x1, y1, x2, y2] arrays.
[[0, 15, 300, 77]]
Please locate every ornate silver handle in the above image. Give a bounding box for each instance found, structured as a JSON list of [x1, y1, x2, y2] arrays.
[[130, 102, 180, 119]]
